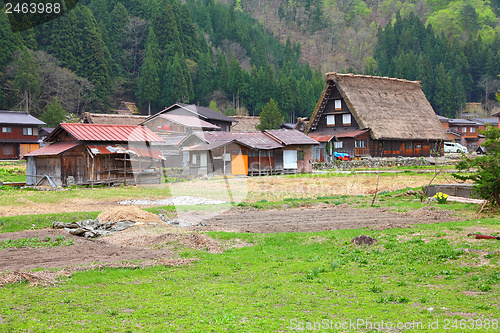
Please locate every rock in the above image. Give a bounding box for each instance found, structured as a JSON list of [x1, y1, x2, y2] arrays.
[[351, 235, 378, 246], [282, 204, 291, 209]]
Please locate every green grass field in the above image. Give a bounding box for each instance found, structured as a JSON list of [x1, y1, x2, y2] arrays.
[[1, 218, 499, 332]]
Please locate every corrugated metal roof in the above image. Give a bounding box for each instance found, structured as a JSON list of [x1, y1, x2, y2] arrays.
[[200, 131, 283, 150], [0, 111, 46, 125], [265, 129, 319, 145], [155, 134, 187, 146], [24, 141, 81, 157], [308, 133, 334, 143], [177, 103, 236, 123], [161, 114, 220, 129], [448, 119, 481, 126], [48, 123, 164, 142], [183, 140, 234, 151], [335, 129, 370, 138]]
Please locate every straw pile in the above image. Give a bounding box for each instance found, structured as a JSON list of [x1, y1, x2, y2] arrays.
[[97, 206, 163, 224]]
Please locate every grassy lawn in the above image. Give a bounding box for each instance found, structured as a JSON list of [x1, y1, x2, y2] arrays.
[[1, 219, 499, 332]]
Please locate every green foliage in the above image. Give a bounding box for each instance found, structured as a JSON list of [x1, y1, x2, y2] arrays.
[[138, 44, 160, 113], [257, 99, 283, 131], [13, 47, 40, 112], [454, 126, 500, 205], [41, 97, 66, 127], [0, 236, 74, 250]]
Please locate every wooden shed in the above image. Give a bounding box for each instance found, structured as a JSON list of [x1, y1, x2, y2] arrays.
[[307, 73, 447, 159], [24, 123, 165, 187]]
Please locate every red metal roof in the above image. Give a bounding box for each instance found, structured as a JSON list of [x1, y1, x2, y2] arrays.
[[53, 123, 164, 142], [265, 129, 319, 145], [161, 114, 220, 130], [335, 129, 370, 138], [24, 141, 81, 157], [308, 133, 334, 143]]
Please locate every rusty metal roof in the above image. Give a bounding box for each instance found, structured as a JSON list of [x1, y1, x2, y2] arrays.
[[24, 141, 81, 157], [183, 140, 235, 151], [46, 123, 164, 142], [86, 144, 164, 159], [265, 129, 319, 145], [335, 129, 370, 138], [199, 131, 283, 150], [308, 133, 334, 143], [0, 111, 46, 125], [160, 114, 220, 129]]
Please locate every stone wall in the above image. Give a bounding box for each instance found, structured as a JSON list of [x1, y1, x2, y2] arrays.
[[312, 157, 453, 170]]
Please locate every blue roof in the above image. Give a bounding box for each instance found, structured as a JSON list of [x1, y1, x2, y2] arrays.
[[0, 111, 46, 125]]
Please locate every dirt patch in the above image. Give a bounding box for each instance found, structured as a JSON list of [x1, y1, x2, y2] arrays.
[[193, 206, 458, 233], [97, 206, 164, 224]]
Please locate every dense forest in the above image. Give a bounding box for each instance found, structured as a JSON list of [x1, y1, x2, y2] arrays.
[[0, 0, 324, 124], [1, 0, 500, 123]]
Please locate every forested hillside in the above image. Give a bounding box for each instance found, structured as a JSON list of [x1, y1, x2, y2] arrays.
[[0, 0, 324, 123], [238, 0, 500, 117], [2, 0, 500, 122]]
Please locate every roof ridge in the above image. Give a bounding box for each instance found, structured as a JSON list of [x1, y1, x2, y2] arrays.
[[325, 72, 421, 84]]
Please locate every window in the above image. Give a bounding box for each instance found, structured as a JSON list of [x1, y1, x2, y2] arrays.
[[23, 127, 33, 136], [334, 141, 343, 149], [326, 115, 335, 126], [470, 127, 475, 133], [2, 127, 12, 133], [355, 140, 365, 148], [191, 154, 197, 164], [2, 146, 13, 155], [342, 114, 351, 125], [297, 150, 304, 160], [334, 99, 342, 110], [406, 142, 413, 149], [462, 127, 467, 133]]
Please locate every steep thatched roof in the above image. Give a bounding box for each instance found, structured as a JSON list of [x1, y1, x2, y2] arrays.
[[81, 112, 148, 126], [308, 73, 447, 141], [231, 116, 260, 132]]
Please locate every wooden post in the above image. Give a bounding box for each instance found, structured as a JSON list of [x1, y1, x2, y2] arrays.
[[258, 150, 261, 176]]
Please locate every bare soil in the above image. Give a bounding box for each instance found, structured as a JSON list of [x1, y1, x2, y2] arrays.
[[0, 206, 459, 272], [193, 205, 458, 233]]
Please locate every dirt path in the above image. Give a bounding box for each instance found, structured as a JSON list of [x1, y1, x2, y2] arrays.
[[194, 205, 458, 233], [0, 206, 459, 272]]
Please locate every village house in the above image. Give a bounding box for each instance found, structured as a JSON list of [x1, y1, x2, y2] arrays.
[[0, 111, 45, 159], [81, 101, 147, 126], [438, 116, 482, 151], [306, 73, 447, 160], [180, 129, 318, 176], [24, 123, 164, 187], [493, 112, 500, 129]]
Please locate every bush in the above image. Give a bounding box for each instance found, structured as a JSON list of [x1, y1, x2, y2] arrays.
[[453, 126, 500, 205]]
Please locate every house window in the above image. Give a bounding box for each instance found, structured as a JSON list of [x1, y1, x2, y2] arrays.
[[406, 141, 413, 149], [23, 127, 33, 136], [462, 127, 467, 133], [2, 146, 13, 155], [2, 127, 12, 133], [334, 141, 343, 149], [342, 114, 351, 126], [355, 140, 365, 148], [297, 150, 304, 160], [334, 99, 341, 110], [191, 154, 197, 164], [326, 115, 335, 126], [470, 127, 475, 133]]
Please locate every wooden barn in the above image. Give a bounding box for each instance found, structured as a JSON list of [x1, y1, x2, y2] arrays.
[[0, 111, 45, 159], [24, 123, 164, 187], [307, 73, 447, 160], [181, 129, 318, 176]]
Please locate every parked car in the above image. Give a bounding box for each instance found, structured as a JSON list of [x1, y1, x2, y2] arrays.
[[444, 142, 467, 153], [334, 151, 351, 161]]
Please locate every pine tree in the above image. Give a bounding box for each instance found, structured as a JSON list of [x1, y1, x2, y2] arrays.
[[13, 47, 40, 113], [257, 99, 283, 131], [153, 3, 182, 58], [161, 53, 190, 107], [178, 4, 200, 60], [41, 97, 66, 127], [138, 44, 160, 115], [0, 11, 21, 71], [194, 53, 213, 105]]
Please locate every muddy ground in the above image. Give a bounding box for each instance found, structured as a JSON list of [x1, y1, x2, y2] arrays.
[[0, 206, 458, 272]]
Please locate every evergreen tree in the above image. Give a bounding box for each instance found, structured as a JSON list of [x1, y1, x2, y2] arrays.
[[138, 44, 160, 115], [0, 11, 21, 71], [13, 47, 40, 113], [194, 52, 213, 105], [161, 53, 190, 106], [41, 97, 66, 127], [257, 99, 283, 131], [153, 3, 182, 58], [178, 4, 200, 59]]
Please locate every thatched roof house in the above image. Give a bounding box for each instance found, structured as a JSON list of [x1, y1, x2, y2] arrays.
[[231, 116, 260, 132], [307, 73, 447, 159], [81, 112, 148, 126]]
